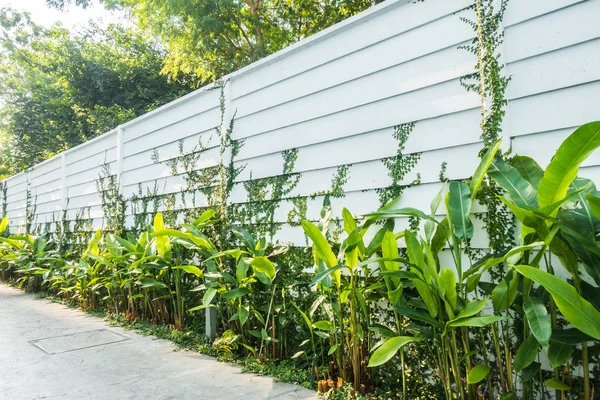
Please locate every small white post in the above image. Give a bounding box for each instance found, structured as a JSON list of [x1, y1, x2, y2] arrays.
[[115, 126, 125, 193]]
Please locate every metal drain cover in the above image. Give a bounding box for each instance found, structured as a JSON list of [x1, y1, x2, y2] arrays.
[[30, 329, 129, 355]]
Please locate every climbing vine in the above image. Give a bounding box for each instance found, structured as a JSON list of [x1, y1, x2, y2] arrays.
[[460, 0, 515, 255], [96, 163, 126, 236], [376, 122, 421, 207]]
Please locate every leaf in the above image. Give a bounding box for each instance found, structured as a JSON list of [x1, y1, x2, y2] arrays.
[[550, 328, 594, 345], [588, 193, 600, 222], [223, 287, 251, 299], [439, 268, 457, 311], [544, 379, 570, 391], [313, 320, 334, 331], [153, 213, 172, 261], [514, 335, 539, 372], [521, 362, 541, 382], [139, 278, 167, 289], [538, 121, 600, 213], [456, 298, 489, 320], [0, 216, 8, 234], [328, 344, 339, 356], [381, 230, 401, 291], [395, 306, 443, 329], [301, 220, 337, 269], [311, 264, 345, 286], [447, 315, 505, 329], [514, 265, 600, 340], [547, 342, 573, 368], [238, 304, 249, 327], [431, 218, 451, 255], [467, 365, 491, 384], [447, 181, 473, 241], [367, 336, 424, 367], [491, 271, 519, 313], [488, 156, 538, 209], [250, 256, 276, 280], [203, 287, 217, 307], [512, 155, 544, 190], [291, 351, 305, 359], [172, 265, 203, 278], [342, 208, 358, 234], [192, 209, 216, 226], [523, 296, 551, 346], [364, 207, 438, 224], [464, 242, 543, 279], [470, 138, 502, 199]]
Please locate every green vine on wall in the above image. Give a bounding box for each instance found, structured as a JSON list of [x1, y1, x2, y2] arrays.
[[96, 162, 127, 236], [25, 186, 37, 234], [460, 0, 515, 255], [376, 122, 421, 207]]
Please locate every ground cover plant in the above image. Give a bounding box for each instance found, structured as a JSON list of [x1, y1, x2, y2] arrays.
[[2, 121, 600, 399]]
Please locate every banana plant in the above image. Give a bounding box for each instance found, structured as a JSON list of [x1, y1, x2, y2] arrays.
[[488, 121, 600, 400]]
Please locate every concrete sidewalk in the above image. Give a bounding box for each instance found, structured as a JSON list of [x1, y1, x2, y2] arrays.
[[0, 285, 316, 400]]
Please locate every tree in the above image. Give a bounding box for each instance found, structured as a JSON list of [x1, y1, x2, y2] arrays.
[[0, 7, 194, 175], [48, 0, 380, 85]]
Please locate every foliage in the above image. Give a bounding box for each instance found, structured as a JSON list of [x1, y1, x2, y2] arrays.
[[0, 7, 193, 175]]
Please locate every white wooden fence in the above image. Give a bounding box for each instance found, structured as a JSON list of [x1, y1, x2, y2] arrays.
[[1, 0, 599, 246]]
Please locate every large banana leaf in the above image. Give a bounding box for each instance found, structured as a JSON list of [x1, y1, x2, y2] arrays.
[[538, 121, 600, 213], [447, 181, 473, 241], [514, 265, 600, 340], [488, 156, 538, 209], [523, 296, 551, 346], [367, 336, 424, 367], [511, 155, 544, 190]]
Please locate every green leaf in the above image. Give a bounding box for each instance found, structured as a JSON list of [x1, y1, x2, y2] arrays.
[[342, 208, 358, 234], [588, 193, 600, 222], [488, 156, 538, 209], [153, 213, 172, 261], [381, 230, 401, 290], [431, 218, 451, 255], [395, 306, 443, 329], [467, 365, 491, 384], [470, 138, 502, 199], [439, 268, 457, 311], [172, 265, 203, 278], [367, 336, 424, 367], [311, 264, 345, 286], [492, 270, 519, 313], [511, 155, 543, 190], [550, 328, 594, 345], [223, 287, 251, 299], [521, 362, 541, 382], [364, 207, 438, 224], [500, 392, 517, 400], [544, 379, 570, 391], [523, 296, 551, 346], [328, 344, 339, 356], [547, 342, 573, 368], [447, 315, 505, 329], [139, 278, 167, 289], [302, 220, 338, 269], [203, 287, 217, 307], [514, 265, 600, 340], [238, 304, 249, 327], [538, 121, 600, 213], [514, 335, 539, 372], [456, 298, 489, 320], [447, 181, 473, 241], [464, 242, 544, 279], [313, 320, 334, 331], [250, 256, 276, 280]]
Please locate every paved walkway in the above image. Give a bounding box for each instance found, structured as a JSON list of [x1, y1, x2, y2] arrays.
[[0, 285, 316, 400]]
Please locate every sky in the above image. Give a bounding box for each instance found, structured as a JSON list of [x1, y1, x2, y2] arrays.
[[1, 0, 128, 31]]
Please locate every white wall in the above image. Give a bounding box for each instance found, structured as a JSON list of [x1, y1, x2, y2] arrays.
[[1, 0, 598, 244]]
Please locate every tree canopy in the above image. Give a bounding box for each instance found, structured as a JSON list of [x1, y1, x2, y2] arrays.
[[0, 8, 194, 178], [50, 0, 379, 84]]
